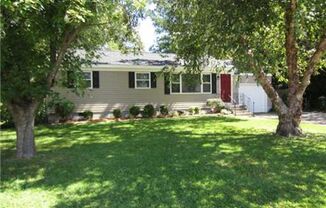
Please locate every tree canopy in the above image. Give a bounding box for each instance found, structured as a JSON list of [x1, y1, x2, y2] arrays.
[[1, 0, 145, 101], [153, 0, 326, 136], [1, 0, 145, 158], [154, 0, 325, 73]]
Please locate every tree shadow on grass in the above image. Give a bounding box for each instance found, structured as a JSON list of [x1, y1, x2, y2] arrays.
[[1, 116, 326, 207]]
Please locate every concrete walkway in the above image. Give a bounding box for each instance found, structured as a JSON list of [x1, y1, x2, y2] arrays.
[[253, 112, 326, 125]]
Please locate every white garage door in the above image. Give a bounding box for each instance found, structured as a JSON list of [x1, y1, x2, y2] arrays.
[[238, 83, 270, 113]]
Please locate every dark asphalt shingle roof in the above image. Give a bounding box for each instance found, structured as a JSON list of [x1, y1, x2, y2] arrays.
[[91, 50, 234, 71], [92, 50, 178, 67]]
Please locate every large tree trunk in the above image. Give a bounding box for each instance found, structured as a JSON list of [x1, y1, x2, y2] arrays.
[[7, 100, 39, 159], [273, 89, 304, 137], [276, 113, 302, 137], [276, 90, 304, 137]]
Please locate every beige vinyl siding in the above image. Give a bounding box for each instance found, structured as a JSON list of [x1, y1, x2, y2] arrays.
[[56, 71, 222, 118]]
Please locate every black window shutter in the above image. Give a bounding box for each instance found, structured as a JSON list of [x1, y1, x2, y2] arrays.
[[92, 71, 100, 88], [212, 73, 217, 94], [151, 72, 157, 88], [67, 71, 74, 88], [129, 72, 135, 88], [164, 73, 170, 94]]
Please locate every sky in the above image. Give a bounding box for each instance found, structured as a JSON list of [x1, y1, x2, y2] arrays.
[[136, 17, 157, 52]]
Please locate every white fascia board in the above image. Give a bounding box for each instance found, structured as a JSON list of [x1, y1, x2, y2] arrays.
[[83, 65, 171, 72], [82, 64, 216, 73]]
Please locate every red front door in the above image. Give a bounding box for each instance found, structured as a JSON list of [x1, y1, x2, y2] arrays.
[[220, 74, 231, 102]]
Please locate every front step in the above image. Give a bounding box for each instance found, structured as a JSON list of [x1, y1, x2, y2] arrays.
[[232, 107, 248, 111], [234, 111, 253, 116], [228, 105, 253, 116]]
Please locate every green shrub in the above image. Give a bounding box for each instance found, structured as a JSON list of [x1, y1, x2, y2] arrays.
[[55, 102, 74, 120], [49, 96, 75, 120], [318, 96, 326, 111], [159, 105, 169, 116], [177, 110, 184, 116], [188, 107, 195, 115], [206, 98, 225, 113], [113, 109, 122, 119], [82, 110, 93, 120], [0, 103, 14, 128], [35, 101, 49, 124], [194, 107, 200, 114], [129, 106, 140, 117], [142, 104, 155, 118]]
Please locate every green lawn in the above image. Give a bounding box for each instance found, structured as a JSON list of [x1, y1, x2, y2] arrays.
[[1, 116, 326, 208]]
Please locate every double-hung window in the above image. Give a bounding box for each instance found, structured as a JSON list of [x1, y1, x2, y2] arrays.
[[202, 74, 211, 93], [170, 73, 212, 94], [135, 72, 150, 89], [171, 74, 181, 93], [83, 71, 93, 89]]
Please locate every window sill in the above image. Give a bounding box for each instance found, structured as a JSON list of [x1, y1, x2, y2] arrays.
[[170, 92, 212, 95], [135, 87, 151, 89]]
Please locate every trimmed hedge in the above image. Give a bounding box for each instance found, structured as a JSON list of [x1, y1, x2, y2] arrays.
[[129, 106, 140, 117], [142, 104, 155, 118], [194, 107, 200, 114], [113, 109, 122, 119], [82, 110, 93, 120]]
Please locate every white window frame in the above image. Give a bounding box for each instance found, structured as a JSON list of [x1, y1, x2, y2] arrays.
[[202, 73, 212, 93], [170, 73, 212, 94], [171, 73, 181, 93], [83, 71, 93, 89], [135, 72, 151, 89]]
